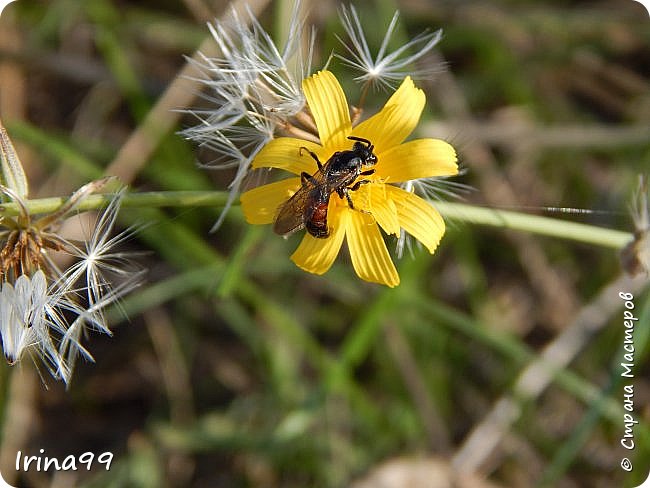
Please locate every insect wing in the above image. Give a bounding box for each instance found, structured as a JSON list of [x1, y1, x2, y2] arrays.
[[273, 184, 312, 236]]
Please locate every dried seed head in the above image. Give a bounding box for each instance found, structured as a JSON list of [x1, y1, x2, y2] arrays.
[[182, 0, 315, 231], [1, 179, 142, 384], [336, 6, 444, 91], [621, 175, 650, 277]]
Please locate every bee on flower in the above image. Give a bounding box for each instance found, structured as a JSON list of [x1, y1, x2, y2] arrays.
[[241, 71, 457, 287], [0, 124, 142, 384], [186, 2, 457, 287]]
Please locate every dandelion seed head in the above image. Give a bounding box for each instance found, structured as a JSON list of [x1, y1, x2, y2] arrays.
[[0, 269, 72, 379], [336, 5, 444, 90], [0, 272, 41, 364], [183, 1, 314, 231], [0, 181, 142, 384]]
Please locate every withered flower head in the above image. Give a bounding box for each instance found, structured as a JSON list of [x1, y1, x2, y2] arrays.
[[1, 126, 142, 384]]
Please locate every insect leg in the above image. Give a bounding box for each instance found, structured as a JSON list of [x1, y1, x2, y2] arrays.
[[299, 146, 323, 170], [339, 181, 373, 214], [348, 179, 372, 192], [341, 187, 356, 210], [342, 188, 370, 213]]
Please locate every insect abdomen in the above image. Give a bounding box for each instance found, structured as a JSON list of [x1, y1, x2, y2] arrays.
[[305, 201, 330, 238]]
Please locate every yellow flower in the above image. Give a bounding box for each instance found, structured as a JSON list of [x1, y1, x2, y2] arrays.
[[241, 70, 457, 287]]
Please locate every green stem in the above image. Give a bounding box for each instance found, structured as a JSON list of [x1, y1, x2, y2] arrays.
[[434, 202, 632, 249], [0, 191, 229, 216], [0, 192, 632, 250]]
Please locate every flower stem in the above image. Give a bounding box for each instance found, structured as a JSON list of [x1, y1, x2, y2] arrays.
[[0, 192, 632, 249], [0, 191, 229, 216], [433, 202, 631, 249]]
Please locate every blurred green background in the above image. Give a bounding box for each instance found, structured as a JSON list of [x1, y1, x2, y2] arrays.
[[0, 0, 649, 487]]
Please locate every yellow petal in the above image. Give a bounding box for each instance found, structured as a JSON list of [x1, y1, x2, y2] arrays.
[[252, 138, 324, 175], [352, 77, 425, 153], [377, 139, 458, 183], [357, 183, 401, 236], [303, 71, 351, 150], [347, 211, 400, 287], [241, 178, 300, 225], [291, 206, 348, 275], [387, 186, 445, 253]]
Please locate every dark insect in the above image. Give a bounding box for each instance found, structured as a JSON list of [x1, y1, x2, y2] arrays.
[[274, 136, 378, 238]]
